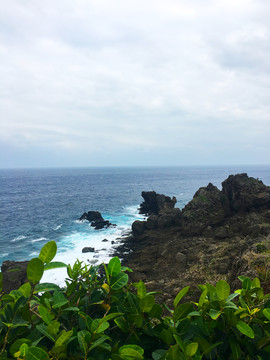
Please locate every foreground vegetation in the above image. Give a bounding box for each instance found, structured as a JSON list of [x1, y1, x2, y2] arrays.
[[0, 241, 270, 359]]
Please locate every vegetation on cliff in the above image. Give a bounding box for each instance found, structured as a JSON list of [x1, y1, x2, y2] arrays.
[[1, 241, 270, 359]]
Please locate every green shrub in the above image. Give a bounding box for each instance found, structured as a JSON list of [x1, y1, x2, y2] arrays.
[[0, 241, 270, 359]]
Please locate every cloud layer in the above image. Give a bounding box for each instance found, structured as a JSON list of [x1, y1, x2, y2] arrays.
[[1, 0, 270, 167]]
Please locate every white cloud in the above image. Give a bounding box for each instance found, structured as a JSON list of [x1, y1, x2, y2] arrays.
[[0, 0, 270, 167]]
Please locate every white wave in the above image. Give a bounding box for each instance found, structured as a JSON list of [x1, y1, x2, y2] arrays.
[[54, 224, 62, 231], [74, 219, 88, 224], [30, 237, 48, 243], [0, 252, 9, 258], [11, 235, 27, 242], [30, 252, 38, 256], [42, 226, 130, 286]]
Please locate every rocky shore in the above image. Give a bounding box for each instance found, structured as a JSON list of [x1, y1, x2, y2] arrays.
[[115, 173, 270, 305], [2, 173, 270, 303]]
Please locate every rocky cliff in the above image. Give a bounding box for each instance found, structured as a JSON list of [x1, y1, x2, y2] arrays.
[[117, 174, 270, 304]]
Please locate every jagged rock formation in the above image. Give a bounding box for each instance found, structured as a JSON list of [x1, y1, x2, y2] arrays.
[[131, 174, 270, 239], [119, 174, 270, 305], [79, 211, 115, 230], [139, 191, 177, 215], [1, 261, 29, 294]]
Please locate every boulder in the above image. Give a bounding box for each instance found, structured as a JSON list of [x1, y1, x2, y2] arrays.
[[91, 220, 112, 230], [222, 173, 270, 213], [182, 183, 227, 235], [82, 247, 95, 253], [139, 191, 177, 215], [1, 260, 29, 293], [132, 220, 146, 237], [80, 211, 104, 222], [79, 211, 115, 230]]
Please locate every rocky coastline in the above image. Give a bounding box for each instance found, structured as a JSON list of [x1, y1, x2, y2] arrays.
[[2, 173, 270, 303], [115, 173, 270, 304]]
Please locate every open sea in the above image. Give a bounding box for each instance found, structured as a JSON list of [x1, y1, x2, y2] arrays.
[[1, 166, 270, 285]]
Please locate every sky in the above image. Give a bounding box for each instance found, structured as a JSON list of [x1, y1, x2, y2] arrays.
[[0, 0, 270, 168]]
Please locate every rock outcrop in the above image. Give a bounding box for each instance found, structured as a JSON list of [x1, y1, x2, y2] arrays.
[[1, 260, 29, 293], [222, 173, 270, 213], [79, 211, 115, 230], [118, 174, 270, 305], [139, 191, 177, 215], [181, 183, 228, 235]]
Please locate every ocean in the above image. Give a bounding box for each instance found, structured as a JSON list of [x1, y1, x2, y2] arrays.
[[1, 166, 270, 285]]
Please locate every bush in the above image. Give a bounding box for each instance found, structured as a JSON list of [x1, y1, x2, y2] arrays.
[[0, 241, 270, 359]]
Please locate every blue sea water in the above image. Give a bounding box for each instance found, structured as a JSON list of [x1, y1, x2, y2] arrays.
[[1, 166, 270, 283]]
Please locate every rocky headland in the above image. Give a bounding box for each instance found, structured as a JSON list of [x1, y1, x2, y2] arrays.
[[116, 173, 270, 304]]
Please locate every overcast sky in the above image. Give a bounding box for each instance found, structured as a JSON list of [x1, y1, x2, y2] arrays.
[[0, 0, 270, 168]]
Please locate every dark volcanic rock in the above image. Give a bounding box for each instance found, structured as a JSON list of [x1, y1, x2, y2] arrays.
[[119, 173, 270, 305], [182, 183, 227, 235], [156, 208, 182, 229], [82, 247, 95, 253], [222, 173, 270, 213], [132, 220, 146, 237], [80, 211, 104, 222], [139, 191, 177, 215], [91, 220, 112, 230], [1, 260, 29, 293], [79, 211, 114, 230]]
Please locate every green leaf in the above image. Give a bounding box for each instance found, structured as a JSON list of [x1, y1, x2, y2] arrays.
[[9, 339, 32, 357], [119, 345, 144, 356], [91, 319, 110, 334], [55, 330, 73, 347], [209, 309, 222, 320], [27, 258, 44, 284], [18, 282, 32, 297], [139, 295, 155, 313], [263, 308, 270, 321], [186, 342, 198, 357], [38, 306, 53, 325], [88, 335, 111, 352], [252, 277, 261, 288], [216, 280, 230, 300], [63, 307, 80, 312], [39, 241, 57, 264], [188, 311, 201, 317], [160, 329, 173, 345], [34, 282, 61, 293], [78, 330, 90, 354], [236, 321, 255, 339], [36, 324, 55, 342], [198, 289, 207, 308], [128, 314, 143, 328], [133, 280, 147, 299], [44, 261, 67, 270], [25, 347, 49, 360], [152, 349, 167, 360], [20, 343, 29, 356], [52, 291, 69, 308], [114, 317, 129, 332], [173, 303, 194, 322], [148, 303, 163, 318], [242, 277, 252, 291], [119, 347, 144, 359], [47, 321, 60, 337], [108, 256, 121, 277], [174, 286, 190, 308], [111, 272, 128, 290]]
